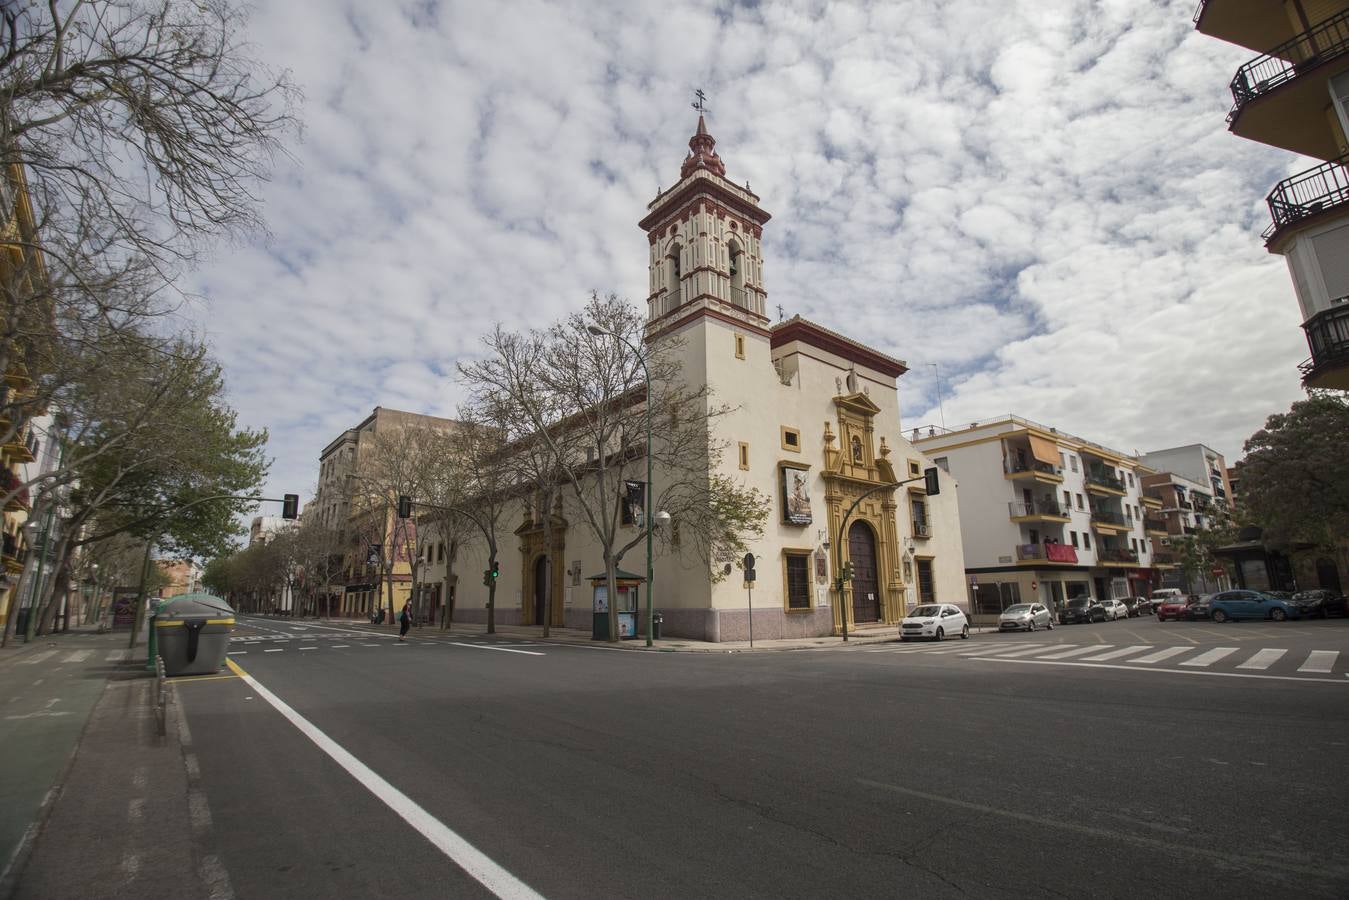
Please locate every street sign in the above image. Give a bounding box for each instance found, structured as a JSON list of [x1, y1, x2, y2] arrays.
[[743, 552, 755, 569]]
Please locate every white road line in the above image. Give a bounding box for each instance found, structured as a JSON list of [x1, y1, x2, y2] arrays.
[[992, 644, 1073, 658], [230, 665, 543, 899], [971, 656, 1349, 685], [21, 651, 57, 665], [63, 650, 93, 663], [448, 642, 545, 657], [1236, 648, 1287, 671], [1179, 647, 1239, 667], [264, 649, 284, 653], [1081, 645, 1152, 662], [1299, 650, 1339, 674], [1034, 645, 1111, 661], [332, 645, 350, 649], [1129, 647, 1191, 665], [298, 647, 317, 651], [105, 650, 127, 662], [227, 651, 247, 656]]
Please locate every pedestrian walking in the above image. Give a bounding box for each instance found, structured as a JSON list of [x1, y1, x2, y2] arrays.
[[398, 602, 412, 641]]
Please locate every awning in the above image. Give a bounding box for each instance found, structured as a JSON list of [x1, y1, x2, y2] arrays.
[[1027, 434, 1060, 466]]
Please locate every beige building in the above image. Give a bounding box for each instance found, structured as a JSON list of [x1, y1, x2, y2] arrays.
[[914, 416, 1167, 618], [428, 115, 967, 641]]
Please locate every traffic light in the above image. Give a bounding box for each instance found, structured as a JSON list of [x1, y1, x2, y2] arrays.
[[282, 493, 299, 520], [482, 569, 492, 587], [490, 561, 499, 579], [397, 494, 412, 519], [923, 466, 940, 496]]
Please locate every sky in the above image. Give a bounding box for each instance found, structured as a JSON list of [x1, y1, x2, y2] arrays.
[[187, 0, 1310, 508]]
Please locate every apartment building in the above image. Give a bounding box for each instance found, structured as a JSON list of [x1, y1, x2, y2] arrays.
[[1140, 442, 1234, 509], [914, 417, 1166, 619], [1194, 0, 1349, 389]]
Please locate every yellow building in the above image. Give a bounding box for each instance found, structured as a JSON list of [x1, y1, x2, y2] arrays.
[[0, 163, 46, 631], [1195, 0, 1349, 389]]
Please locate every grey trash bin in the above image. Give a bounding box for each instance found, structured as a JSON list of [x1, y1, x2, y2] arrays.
[[155, 593, 236, 676]]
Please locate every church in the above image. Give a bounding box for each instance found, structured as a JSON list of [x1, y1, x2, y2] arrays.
[[432, 112, 968, 641]]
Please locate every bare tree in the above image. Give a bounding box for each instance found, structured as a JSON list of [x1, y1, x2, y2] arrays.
[[413, 428, 476, 632], [461, 294, 768, 642]]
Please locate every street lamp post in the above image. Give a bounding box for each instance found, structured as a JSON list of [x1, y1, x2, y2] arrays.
[[588, 324, 656, 647]]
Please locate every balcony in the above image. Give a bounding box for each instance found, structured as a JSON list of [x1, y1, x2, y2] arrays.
[[1143, 516, 1169, 535], [1227, 10, 1349, 159], [2, 532, 21, 573], [1141, 495, 1162, 509], [1003, 459, 1063, 484], [1263, 156, 1349, 247], [1194, 1, 1301, 52], [1007, 499, 1070, 523], [1097, 548, 1140, 567], [1090, 508, 1130, 534], [1151, 551, 1178, 568], [1016, 542, 1079, 566], [911, 520, 932, 540], [1299, 301, 1349, 391], [1084, 469, 1126, 496]]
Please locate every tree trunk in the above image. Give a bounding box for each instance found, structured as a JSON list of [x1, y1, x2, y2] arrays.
[[486, 545, 497, 634], [541, 489, 553, 638], [605, 555, 618, 643]]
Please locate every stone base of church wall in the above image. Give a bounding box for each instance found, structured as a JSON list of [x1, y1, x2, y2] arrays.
[[707, 607, 835, 642]]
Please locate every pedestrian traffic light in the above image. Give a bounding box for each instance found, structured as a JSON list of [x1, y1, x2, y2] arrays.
[[282, 493, 299, 520], [490, 561, 499, 579], [923, 466, 940, 496], [482, 569, 492, 587], [397, 494, 412, 519]]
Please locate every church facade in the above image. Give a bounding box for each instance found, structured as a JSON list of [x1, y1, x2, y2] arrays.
[[427, 116, 968, 641]]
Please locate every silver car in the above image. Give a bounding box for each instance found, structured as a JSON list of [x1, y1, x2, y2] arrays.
[[1099, 598, 1129, 620], [998, 603, 1054, 632]]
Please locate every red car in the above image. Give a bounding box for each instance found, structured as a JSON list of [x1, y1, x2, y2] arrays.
[[1156, 595, 1193, 621]]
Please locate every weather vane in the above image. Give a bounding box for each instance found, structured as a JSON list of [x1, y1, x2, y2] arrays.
[[691, 88, 709, 115]]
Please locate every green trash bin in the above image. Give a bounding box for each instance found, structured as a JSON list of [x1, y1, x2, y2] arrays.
[[154, 593, 236, 676]]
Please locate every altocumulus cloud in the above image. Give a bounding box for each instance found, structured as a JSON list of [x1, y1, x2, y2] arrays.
[[186, 0, 1306, 505]]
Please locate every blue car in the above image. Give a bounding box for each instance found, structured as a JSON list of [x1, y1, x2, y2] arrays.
[[1209, 590, 1302, 623]]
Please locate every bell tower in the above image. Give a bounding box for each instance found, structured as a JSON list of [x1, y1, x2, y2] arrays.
[[639, 111, 772, 341]]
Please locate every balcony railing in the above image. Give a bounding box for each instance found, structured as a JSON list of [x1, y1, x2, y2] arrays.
[[1085, 469, 1124, 492], [1008, 499, 1068, 518], [912, 520, 932, 539], [1299, 301, 1349, 382], [2, 530, 20, 559], [1004, 459, 1060, 478], [1089, 509, 1127, 527], [1097, 548, 1140, 564], [1017, 542, 1079, 564], [1143, 516, 1168, 532], [1264, 155, 1349, 242], [1229, 10, 1349, 119], [1152, 551, 1178, 565]]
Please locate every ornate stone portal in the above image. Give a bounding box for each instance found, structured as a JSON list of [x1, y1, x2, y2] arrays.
[[821, 392, 905, 633], [515, 504, 567, 627]]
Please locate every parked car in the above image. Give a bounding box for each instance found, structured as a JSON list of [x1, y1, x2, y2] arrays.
[[998, 603, 1055, 632], [1290, 589, 1348, 619], [1098, 598, 1129, 621], [1150, 589, 1184, 611], [1120, 596, 1149, 617], [1059, 596, 1105, 625], [900, 604, 969, 641], [1156, 594, 1191, 622], [1183, 594, 1214, 620], [1209, 590, 1303, 623]]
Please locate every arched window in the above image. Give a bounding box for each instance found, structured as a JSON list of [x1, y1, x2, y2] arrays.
[[727, 236, 746, 305], [668, 242, 684, 311]]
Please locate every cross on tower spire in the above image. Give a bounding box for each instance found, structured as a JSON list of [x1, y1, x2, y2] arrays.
[[691, 88, 709, 115]]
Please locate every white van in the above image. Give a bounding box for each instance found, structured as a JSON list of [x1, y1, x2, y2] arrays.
[[1147, 588, 1184, 612]]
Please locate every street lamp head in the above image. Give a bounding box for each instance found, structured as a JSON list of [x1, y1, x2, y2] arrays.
[[654, 510, 671, 529], [586, 324, 607, 337]]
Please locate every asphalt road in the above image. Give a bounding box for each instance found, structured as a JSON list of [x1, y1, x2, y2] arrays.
[[174, 613, 1349, 899]]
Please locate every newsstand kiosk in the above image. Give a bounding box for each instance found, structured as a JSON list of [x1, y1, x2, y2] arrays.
[[589, 570, 645, 640]]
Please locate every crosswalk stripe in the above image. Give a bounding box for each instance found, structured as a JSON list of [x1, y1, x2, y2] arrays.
[[1179, 647, 1239, 667], [951, 645, 1026, 656], [1299, 650, 1338, 674], [990, 645, 1074, 658], [21, 651, 56, 665], [1236, 649, 1287, 671], [1081, 645, 1152, 662], [1035, 645, 1111, 660], [1129, 647, 1191, 664], [63, 650, 92, 663], [105, 650, 127, 662]]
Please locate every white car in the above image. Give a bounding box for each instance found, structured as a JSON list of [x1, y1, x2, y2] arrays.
[[900, 603, 969, 642], [998, 603, 1054, 632], [1099, 599, 1128, 620]]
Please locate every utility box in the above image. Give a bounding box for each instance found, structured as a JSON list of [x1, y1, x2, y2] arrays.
[[587, 570, 645, 640], [154, 593, 236, 676]]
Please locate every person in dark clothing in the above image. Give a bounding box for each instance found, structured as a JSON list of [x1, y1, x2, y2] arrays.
[[398, 602, 412, 641]]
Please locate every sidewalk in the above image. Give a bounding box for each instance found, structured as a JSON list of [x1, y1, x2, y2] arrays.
[[287, 615, 975, 652]]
